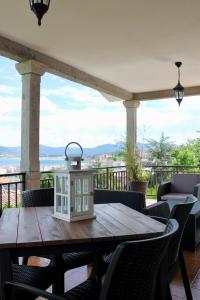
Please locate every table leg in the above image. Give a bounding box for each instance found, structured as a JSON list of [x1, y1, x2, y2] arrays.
[[91, 251, 107, 281], [52, 254, 64, 295], [0, 250, 12, 300]]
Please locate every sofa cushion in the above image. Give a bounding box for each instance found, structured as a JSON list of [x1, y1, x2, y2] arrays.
[[161, 193, 192, 201], [171, 174, 200, 194]]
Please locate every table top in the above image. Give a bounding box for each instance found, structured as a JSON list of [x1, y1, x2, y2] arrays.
[[0, 203, 165, 249]]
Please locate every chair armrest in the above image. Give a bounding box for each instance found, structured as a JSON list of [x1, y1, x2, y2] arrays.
[[157, 182, 171, 201], [150, 216, 168, 224], [4, 282, 65, 300], [193, 183, 200, 200], [142, 201, 170, 218]]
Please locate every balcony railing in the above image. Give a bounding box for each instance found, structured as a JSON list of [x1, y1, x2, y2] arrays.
[[0, 172, 25, 212], [41, 165, 200, 196], [1, 165, 200, 210]]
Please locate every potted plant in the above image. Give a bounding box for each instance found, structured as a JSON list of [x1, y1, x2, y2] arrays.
[[122, 143, 149, 193]]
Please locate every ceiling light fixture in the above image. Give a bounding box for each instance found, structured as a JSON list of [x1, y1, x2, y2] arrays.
[[29, 0, 51, 26], [173, 61, 184, 106]]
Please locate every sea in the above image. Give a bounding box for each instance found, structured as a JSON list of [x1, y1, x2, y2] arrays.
[[0, 156, 69, 173]]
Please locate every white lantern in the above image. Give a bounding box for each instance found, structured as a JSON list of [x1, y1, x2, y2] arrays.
[[54, 143, 95, 222]]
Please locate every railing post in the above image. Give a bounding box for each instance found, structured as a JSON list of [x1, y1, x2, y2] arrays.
[[106, 167, 109, 189], [22, 173, 26, 191]]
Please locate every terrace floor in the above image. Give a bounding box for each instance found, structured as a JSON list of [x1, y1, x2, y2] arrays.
[[29, 243, 200, 300]]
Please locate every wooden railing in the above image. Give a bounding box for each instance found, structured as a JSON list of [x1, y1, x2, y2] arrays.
[[1, 165, 200, 210]]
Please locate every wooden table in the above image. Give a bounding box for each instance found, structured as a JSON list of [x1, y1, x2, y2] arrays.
[[0, 203, 165, 299]]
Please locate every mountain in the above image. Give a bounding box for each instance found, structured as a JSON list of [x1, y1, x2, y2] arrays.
[[0, 146, 20, 156], [0, 142, 146, 157], [39, 143, 124, 157]]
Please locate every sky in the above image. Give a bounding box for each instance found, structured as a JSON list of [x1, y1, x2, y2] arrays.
[[0, 55, 200, 148]]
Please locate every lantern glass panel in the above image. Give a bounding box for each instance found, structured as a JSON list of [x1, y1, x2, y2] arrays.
[[56, 195, 62, 213], [62, 176, 68, 194], [83, 178, 89, 193], [62, 196, 68, 214], [56, 176, 62, 193], [75, 196, 82, 212], [75, 178, 81, 195], [83, 195, 89, 211]]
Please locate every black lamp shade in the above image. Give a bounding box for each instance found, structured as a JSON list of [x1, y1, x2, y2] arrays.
[[173, 82, 184, 106], [29, 0, 50, 26]]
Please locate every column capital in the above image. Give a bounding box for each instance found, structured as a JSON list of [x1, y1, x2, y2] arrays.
[[16, 60, 45, 76], [123, 100, 140, 109]]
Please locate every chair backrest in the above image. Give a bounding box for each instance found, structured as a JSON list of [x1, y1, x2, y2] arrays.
[[100, 219, 178, 300], [168, 195, 197, 266], [94, 189, 145, 212], [21, 188, 54, 207], [171, 174, 200, 194], [143, 201, 170, 219]]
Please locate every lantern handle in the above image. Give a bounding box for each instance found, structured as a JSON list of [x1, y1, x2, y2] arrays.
[[65, 142, 84, 161]]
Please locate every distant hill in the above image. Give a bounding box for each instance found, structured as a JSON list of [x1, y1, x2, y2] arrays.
[[0, 146, 21, 157], [0, 142, 146, 157]]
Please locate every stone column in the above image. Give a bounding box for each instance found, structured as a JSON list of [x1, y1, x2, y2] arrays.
[[16, 60, 45, 190], [123, 100, 140, 150]]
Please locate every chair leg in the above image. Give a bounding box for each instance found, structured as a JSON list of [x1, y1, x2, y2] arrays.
[[53, 254, 65, 295], [167, 284, 173, 300], [22, 256, 29, 265], [179, 250, 193, 300]]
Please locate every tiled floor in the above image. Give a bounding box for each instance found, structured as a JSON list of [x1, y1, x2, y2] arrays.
[[170, 246, 200, 299], [30, 244, 200, 300]]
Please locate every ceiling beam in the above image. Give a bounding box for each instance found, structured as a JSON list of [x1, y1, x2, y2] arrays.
[[1, 35, 200, 102], [0, 35, 132, 100], [136, 86, 200, 101]]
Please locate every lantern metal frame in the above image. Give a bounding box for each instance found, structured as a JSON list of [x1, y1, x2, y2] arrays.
[[29, 0, 51, 26], [173, 61, 184, 106]]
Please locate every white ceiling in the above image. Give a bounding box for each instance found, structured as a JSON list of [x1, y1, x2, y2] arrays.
[[1, 0, 200, 93]]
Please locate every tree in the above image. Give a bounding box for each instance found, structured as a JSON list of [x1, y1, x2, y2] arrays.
[[172, 147, 198, 166], [172, 139, 200, 166], [146, 132, 174, 165]]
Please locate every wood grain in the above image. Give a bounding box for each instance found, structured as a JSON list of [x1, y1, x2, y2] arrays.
[[112, 203, 165, 232], [96, 203, 165, 238], [35, 206, 66, 245], [0, 208, 19, 248], [17, 207, 42, 247], [0, 204, 165, 249]]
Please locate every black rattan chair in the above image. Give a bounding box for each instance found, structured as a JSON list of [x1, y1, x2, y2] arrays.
[[9, 262, 56, 300], [21, 188, 54, 207], [4, 218, 178, 300], [21, 188, 94, 291], [144, 195, 197, 300]]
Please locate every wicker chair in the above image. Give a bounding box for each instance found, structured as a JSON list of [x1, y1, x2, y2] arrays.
[[0, 190, 57, 300], [21, 188, 95, 292], [143, 195, 197, 300], [157, 174, 200, 201], [9, 262, 56, 300], [4, 218, 178, 300]]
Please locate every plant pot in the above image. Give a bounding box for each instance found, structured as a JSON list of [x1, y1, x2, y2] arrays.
[[129, 181, 148, 194]]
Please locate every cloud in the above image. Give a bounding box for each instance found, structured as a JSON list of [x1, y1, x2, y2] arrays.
[[41, 84, 122, 110], [138, 96, 200, 144], [1, 56, 200, 149], [40, 100, 125, 147], [0, 95, 21, 114], [0, 85, 17, 94]]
